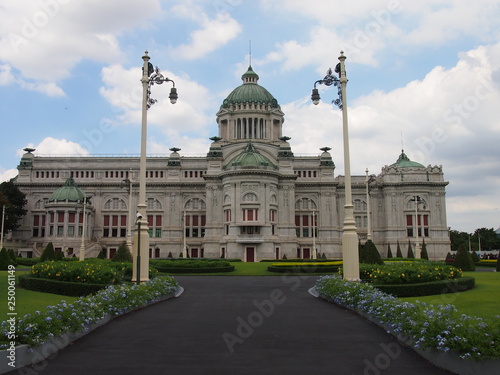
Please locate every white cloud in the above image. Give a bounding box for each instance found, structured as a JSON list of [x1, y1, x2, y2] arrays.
[[260, 0, 500, 71], [0, 168, 18, 183], [20, 138, 90, 156], [0, 0, 163, 90], [171, 11, 242, 60], [283, 43, 500, 231], [99, 64, 217, 151]]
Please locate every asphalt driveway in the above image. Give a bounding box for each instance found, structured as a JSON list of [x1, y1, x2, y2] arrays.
[[9, 276, 454, 375]]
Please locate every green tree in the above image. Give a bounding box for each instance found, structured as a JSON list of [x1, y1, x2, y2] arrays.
[[55, 249, 64, 261], [0, 247, 13, 270], [453, 243, 475, 271], [0, 180, 28, 234], [470, 251, 480, 263], [387, 243, 393, 258], [407, 240, 415, 259], [112, 242, 133, 262], [97, 249, 106, 259], [420, 239, 429, 260], [7, 249, 17, 264], [361, 240, 384, 265], [40, 242, 55, 262], [396, 241, 403, 258]]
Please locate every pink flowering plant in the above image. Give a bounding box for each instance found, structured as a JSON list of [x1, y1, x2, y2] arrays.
[[315, 275, 500, 360], [0, 276, 179, 349]]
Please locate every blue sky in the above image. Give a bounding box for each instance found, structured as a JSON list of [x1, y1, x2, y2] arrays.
[[1, 0, 499, 233]]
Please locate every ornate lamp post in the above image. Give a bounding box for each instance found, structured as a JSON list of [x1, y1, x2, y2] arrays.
[[133, 51, 178, 283], [311, 51, 359, 281], [120, 174, 134, 249], [79, 196, 91, 261], [365, 169, 376, 241], [411, 195, 422, 258]]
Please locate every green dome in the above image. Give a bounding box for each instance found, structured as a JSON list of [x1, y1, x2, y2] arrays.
[[221, 66, 279, 109], [48, 178, 85, 203], [390, 150, 425, 168], [226, 143, 277, 170]]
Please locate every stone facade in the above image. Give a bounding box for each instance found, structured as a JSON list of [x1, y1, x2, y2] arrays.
[[11, 67, 451, 260]]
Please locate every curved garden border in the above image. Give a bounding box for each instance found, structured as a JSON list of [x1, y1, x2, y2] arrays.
[[19, 274, 108, 296], [313, 290, 500, 375], [0, 290, 179, 374]]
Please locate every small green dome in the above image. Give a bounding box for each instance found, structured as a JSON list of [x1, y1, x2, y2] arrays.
[[48, 178, 85, 203], [221, 66, 279, 109], [390, 150, 425, 168], [226, 143, 277, 170]]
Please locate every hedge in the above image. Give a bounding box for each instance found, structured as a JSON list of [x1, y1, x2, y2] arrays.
[[19, 274, 107, 296], [268, 265, 340, 273], [260, 259, 338, 263], [372, 276, 475, 297], [154, 265, 235, 274]]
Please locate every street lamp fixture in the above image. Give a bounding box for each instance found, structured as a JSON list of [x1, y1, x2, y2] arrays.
[[311, 51, 359, 281], [133, 51, 178, 284]]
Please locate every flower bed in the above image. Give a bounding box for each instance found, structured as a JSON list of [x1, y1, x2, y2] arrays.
[[0, 276, 179, 350], [315, 275, 500, 361], [31, 260, 124, 284], [359, 262, 461, 284]]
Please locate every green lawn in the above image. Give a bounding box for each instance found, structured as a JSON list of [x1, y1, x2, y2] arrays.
[[0, 270, 78, 319], [399, 271, 500, 321]]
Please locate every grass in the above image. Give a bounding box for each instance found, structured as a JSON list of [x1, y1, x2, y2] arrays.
[[399, 271, 500, 321], [0, 270, 79, 319]]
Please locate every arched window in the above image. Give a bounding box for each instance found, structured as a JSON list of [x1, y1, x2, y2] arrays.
[[104, 198, 127, 210]]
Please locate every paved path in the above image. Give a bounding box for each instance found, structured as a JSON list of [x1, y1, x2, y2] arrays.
[[11, 276, 454, 375]]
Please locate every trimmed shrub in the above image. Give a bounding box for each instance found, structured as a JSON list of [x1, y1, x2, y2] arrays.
[[19, 274, 107, 296], [97, 249, 106, 259], [361, 240, 384, 265], [40, 242, 55, 262], [167, 252, 173, 258], [0, 247, 12, 270], [445, 252, 454, 265], [396, 241, 403, 258], [7, 249, 17, 265], [453, 243, 475, 271], [471, 251, 480, 263], [55, 249, 64, 261], [373, 276, 475, 297], [387, 244, 393, 259], [16, 257, 40, 266], [31, 260, 124, 284], [407, 240, 415, 259], [150, 259, 234, 273], [268, 262, 341, 274], [420, 240, 429, 260], [282, 254, 287, 260], [112, 242, 133, 263]]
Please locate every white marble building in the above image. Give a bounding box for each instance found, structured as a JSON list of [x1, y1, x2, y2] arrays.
[[12, 66, 451, 260]]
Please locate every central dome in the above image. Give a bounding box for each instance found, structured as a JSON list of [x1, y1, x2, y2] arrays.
[[221, 66, 279, 109], [226, 143, 277, 170], [48, 178, 86, 203]]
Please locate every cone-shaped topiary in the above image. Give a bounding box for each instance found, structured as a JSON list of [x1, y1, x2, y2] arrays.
[[40, 242, 55, 262], [97, 249, 106, 259], [387, 243, 393, 259], [282, 254, 287, 260], [358, 240, 367, 263], [54, 249, 64, 261], [396, 241, 403, 258], [420, 239, 429, 260], [7, 249, 17, 265], [471, 251, 480, 263], [453, 243, 475, 271], [0, 247, 13, 270], [407, 240, 415, 258], [361, 240, 384, 265], [112, 241, 133, 262], [167, 252, 173, 258]]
